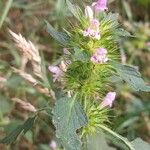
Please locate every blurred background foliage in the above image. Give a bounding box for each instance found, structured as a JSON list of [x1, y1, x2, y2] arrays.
[[0, 0, 150, 149]]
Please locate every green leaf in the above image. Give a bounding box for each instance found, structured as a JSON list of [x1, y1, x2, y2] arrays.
[[23, 117, 36, 134], [0, 116, 36, 144], [66, 0, 82, 21], [53, 97, 88, 150], [86, 131, 116, 150], [46, 21, 69, 46], [98, 125, 135, 150], [117, 28, 131, 37], [131, 138, 150, 150], [0, 95, 11, 115], [113, 63, 150, 91]]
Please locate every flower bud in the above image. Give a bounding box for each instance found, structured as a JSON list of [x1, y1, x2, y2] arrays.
[[85, 6, 93, 19], [101, 92, 116, 108]]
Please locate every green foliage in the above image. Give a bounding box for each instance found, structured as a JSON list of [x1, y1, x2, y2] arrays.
[[72, 48, 90, 62], [46, 21, 70, 46], [66, 0, 83, 21], [65, 61, 112, 98], [98, 125, 135, 150], [137, 0, 150, 6], [131, 138, 150, 150], [113, 63, 150, 91], [83, 105, 109, 135], [52, 96, 88, 150], [0, 0, 13, 29], [0, 116, 37, 144], [86, 131, 116, 150], [0, 95, 11, 115], [0, 0, 150, 149]]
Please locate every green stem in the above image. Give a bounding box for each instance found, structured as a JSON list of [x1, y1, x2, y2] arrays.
[[98, 124, 135, 150], [0, 0, 13, 29]]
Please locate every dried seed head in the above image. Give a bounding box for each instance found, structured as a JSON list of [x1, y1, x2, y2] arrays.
[[9, 30, 43, 79], [12, 98, 37, 112]]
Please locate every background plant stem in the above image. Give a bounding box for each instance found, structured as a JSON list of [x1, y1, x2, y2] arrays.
[[0, 0, 13, 29]]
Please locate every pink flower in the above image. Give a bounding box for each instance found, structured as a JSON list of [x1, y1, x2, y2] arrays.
[[146, 42, 150, 47], [48, 65, 63, 82], [100, 92, 116, 108], [92, 0, 108, 12], [49, 140, 57, 150], [48, 60, 70, 82], [60, 61, 68, 72], [63, 48, 71, 55], [91, 48, 108, 64], [83, 19, 100, 40]]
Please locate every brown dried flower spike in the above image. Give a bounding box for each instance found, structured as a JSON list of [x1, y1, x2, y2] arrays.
[[9, 30, 43, 79]]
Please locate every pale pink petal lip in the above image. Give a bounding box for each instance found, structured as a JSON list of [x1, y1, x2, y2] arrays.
[[91, 48, 108, 64], [63, 48, 71, 55], [100, 92, 116, 108], [48, 66, 61, 74], [146, 42, 150, 47], [48, 65, 63, 82], [83, 19, 100, 40], [49, 140, 57, 150]]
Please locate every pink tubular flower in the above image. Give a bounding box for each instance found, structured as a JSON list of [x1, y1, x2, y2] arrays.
[[63, 48, 71, 55], [48, 60, 70, 82], [48, 65, 63, 82], [91, 48, 108, 64], [49, 140, 57, 150], [146, 42, 150, 47], [100, 92, 116, 108], [83, 19, 100, 40], [92, 0, 108, 13]]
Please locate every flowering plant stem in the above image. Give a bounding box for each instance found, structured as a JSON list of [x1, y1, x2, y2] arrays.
[[0, 0, 13, 29]]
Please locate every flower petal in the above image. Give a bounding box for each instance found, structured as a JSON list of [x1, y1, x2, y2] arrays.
[[92, 0, 108, 12], [85, 6, 94, 19], [101, 92, 116, 108]]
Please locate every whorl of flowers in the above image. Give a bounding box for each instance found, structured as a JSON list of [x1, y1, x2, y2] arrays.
[[2, 0, 148, 149], [48, 0, 150, 149], [48, 0, 118, 126]]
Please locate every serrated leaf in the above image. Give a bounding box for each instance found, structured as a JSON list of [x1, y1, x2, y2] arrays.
[[0, 116, 36, 144], [53, 97, 87, 150], [86, 131, 116, 150], [66, 0, 82, 21], [117, 28, 131, 37], [0, 125, 23, 144], [46, 21, 69, 46], [113, 63, 150, 91], [23, 116, 36, 134], [131, 138, 150, 150]]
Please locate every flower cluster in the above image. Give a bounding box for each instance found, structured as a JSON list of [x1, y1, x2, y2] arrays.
[[83, 18, 100, 40], [91, 48, 108, 64], [83, 1, 111, 66], [48, 61, 68, 82], [49, 48, 71, 82], [49, 0, 116, 109]]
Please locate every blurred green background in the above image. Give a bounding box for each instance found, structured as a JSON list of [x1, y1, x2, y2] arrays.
[[0, 0, 150, 149]]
